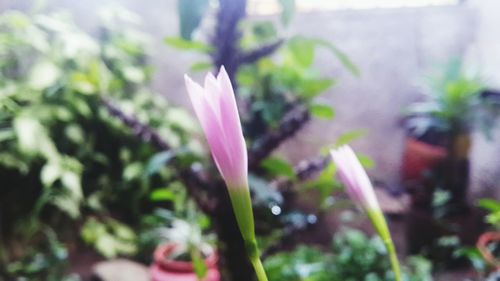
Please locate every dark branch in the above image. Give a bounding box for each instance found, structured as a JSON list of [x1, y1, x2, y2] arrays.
[[101, 97, 217, 214], [238, 40, 284, 65], [295, 156, 330, 181], [211, 0, 247, 85], [249, 105, 311, 169], [270, 155, 330, 193], [101, 98, 171, 151]]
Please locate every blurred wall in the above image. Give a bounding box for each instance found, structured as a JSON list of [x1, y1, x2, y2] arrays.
[[2, 0, 499, 197], [277, 2, 500, 197]]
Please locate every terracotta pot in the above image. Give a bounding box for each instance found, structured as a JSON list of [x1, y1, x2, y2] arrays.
[[402, 137, 447, 181], [150, 243, 220, 281], [477, 232, 500, 270], [402, 137, 447, 207]]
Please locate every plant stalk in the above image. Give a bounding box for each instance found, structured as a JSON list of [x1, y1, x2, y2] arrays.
[[367, 210, 402, 281], [384, 238, 402, 281], [250, 255, 269, 281]]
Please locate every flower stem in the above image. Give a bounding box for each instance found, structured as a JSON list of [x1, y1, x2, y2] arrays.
[[367, 210, 402, 281], [250, 256, 269, 281], [384, 238, 402, 281]]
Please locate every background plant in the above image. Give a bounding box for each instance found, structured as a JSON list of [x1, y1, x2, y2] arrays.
[[264, 229, 433, 281], [163, 0, 365, 279], [0, 8, 202, 279], [404, 59, 500, 137]]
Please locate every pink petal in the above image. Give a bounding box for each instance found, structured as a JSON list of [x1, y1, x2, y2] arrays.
[[330, 145, 380, 211], [185, 70, 248, 188], [185, 75, 233, 181], [217, 66, 248, 180]]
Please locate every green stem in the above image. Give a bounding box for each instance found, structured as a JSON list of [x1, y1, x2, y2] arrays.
[[227, 186, 269, 281], [250, 256, 269, 281], [244, 239, 269, 281], [384, 238, 402, 281], [367, 210, 402, 281]]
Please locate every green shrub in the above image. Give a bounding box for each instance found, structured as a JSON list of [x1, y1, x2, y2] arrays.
[[265, 230, 433, 281], [0, 8, 199, 279]]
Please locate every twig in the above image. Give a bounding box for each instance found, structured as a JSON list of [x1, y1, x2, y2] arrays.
[[238, 40, 284, 65], [249, 105, 310, 169], [295, 156, 330, 181], [211, 0, 247, 84], [101, 98, 170, 151], [270, 155, 330, 193], [101, 97, 217, 214]]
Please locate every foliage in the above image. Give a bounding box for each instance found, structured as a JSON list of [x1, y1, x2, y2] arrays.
[[264, 229, 433, 281], [238, 35, 357, 139], [176, 0, 209, 40], [166, 0, 361, 243], [0, 8, 201, 279], [478, 199, 500, 230], [81, 217, 137, 258], [405, 59, 499, 137], [1, 0, 361, 279], [137, 205, 213, 279], [458, 198, 500, 277], [4, 228, 80, 281]]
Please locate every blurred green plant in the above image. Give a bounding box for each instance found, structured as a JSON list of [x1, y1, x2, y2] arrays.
[[264, 229, 433, 281], [403, 59, 500, 214], [0, 8, 202, 279], [478, 199, 500, 230], [137, 198, 214, 279], [405, 59, 498, 138], [5, 228, 80, 281]]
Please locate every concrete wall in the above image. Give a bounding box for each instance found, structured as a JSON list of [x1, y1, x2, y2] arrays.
[[2, 0, 500, 196]]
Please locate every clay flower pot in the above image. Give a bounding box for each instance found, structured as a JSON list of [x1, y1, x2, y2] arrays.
[[150, 243, 220, 281], [402, 137, 447, 182], [402, 137, 447, 207], [477, 232, 500, 270]]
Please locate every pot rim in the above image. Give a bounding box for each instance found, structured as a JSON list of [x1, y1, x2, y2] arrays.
[[477, 231, 500, 269], [153, 242, 218, 272]]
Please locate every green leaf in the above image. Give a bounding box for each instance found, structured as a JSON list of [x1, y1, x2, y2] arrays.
[[146, 151, 176, 175], [41, 163, 61, 187], [164, 37, 213, 53], [279, 0, 295, 26], [309, 104, 335, 119], [312, 39, 360, 76], [356, 153, 375, 169], [302, 162, 340, 206], [61, 171, 83, 201], [96, 234, 118, 258], [335, 130, 367, 147], [28, 59, 61, 90], [261, 157, 296, 180], [14, 117, 59, 159], [122, 66, 145, 83], [190, 61, 213, 72], [52, 195, 80, 219], [287, 37, 315, 68], [150, 188, 176, 202], [190, 248, 208, 280], [70, 72, 96, 94], [477, 198, 500, 212], [123, 162, 143, 180], [177, 0, 209, 40], [298, 79, 335, 99], [65, 125, 84, 144]]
